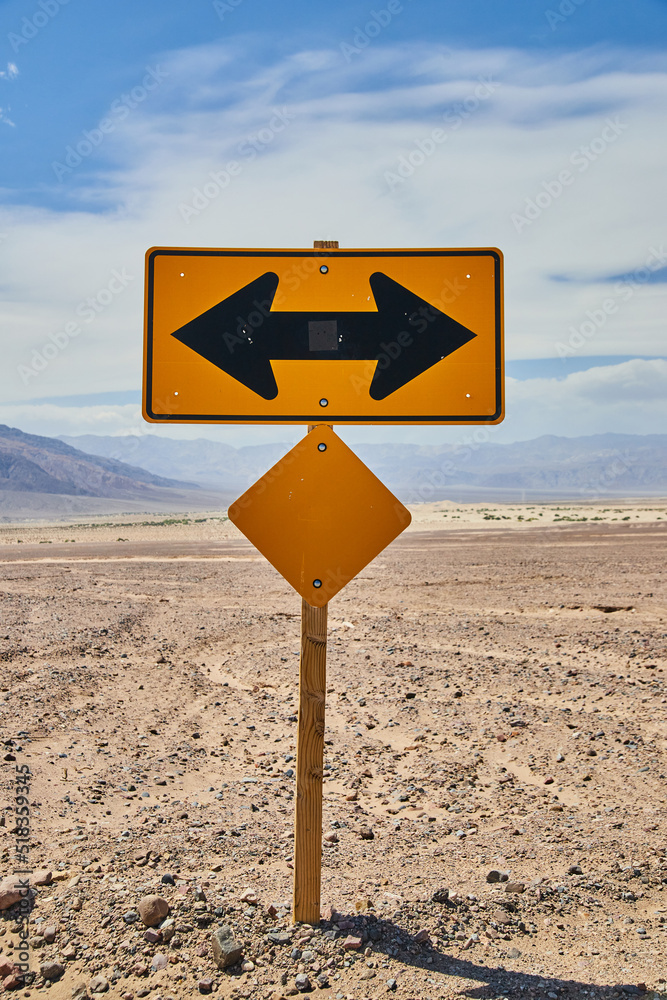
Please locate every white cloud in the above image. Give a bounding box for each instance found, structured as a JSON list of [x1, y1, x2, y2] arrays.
[[0, 40, 665, 447]]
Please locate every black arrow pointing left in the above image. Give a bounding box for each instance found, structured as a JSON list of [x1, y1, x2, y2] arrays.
[[170, 271, 477, 400]]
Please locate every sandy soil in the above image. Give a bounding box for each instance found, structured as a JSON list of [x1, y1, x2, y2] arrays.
[[0, 505, 666, 1000]]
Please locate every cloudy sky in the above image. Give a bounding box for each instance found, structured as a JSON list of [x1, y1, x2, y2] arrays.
[[1, 0, 666, 448]]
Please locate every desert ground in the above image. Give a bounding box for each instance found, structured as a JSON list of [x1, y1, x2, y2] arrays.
[[0, 501, 666, 1000]]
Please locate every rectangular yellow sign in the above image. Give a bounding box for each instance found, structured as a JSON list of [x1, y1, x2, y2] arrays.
[[143, 246, 504, 425]]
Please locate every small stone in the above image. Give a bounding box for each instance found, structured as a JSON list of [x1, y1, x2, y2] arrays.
[[151, 954, 168, 971], [198, 980, 214, 994], [240, 889, 258, 904], [568, 864, 583, 875], [137, 895, 170, 927], [71, 984, 89, 1000], [355, 897, 371, 912], [387, 979, 397, 991], [268, 930, 293, 946], [486, 869, 502, 883], [88, 976, 109, 994], [43, 924, 58, 943], [33, 869, 53, 886], [359, 826, 374, 840], [432, 888, 449, 903], [0, 961, 16, 978], [40, 961, 65, 981], [323, 832, 339, 844], [63, 945, 78, 960], [507, 947, 521, 959], [342, 935, 363, 950], [295, 973, 311, 992], [211, 924, 243, 968], [123, 910, 140, 924], [159, 918, 175, 942], [144, 928, 162, 943], [241, 960, 255, 971], [71, 896, 83, 911], [414, 928, 430, 943], [504, 882, 525, 893], [161, 874, 176, 886], [345, 790, 358, 801], [0, 877, 26, 911], [3, 975, 22, 991]]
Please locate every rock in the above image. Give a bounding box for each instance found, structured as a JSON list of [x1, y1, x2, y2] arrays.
[[241, 960, 255, 971], [63, 945, 78, 960], [355, 897, 372, 912], [89, 976, 109, 994], [33, 869, 53, 886], [3, 975, 22, 991], [151, 953, 168, 971], [568, 864, 583, 875], [268, 930, 293, 945], [504, 881, 525, 893], [342, 934, 363, 950], [345, 790, 358, 801], [71, 984, 89, 1000], [123, 910, 140, 923], [432, 888, 449, 903], [359, 826, 374, 840], [387, 979, 397, 991], [144, 928, 162, 943], [137, 894, 170, 926], [198, 979, 214, 994], [507, 947, 521, 959], [160, 918, 175, 942], [295, 973, 311, 992], [43, 924, 58, 943], [161, 874, 176, 886], [486, 869, 502, 883], [40, 961, 65, 981], [211, 924, 243, 968], [414, 928, 430, 943], [323, 832, 338, 844], [240, 889, 258, 904], [0, 877, 26, 910], [71, 896, 83, 911], [0, 960, 16, 977]]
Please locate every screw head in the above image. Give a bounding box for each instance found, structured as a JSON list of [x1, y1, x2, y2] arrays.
[[313, 579, 322, 588]]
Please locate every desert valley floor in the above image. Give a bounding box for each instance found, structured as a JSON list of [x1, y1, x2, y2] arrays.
[[0, 502, 666, 999]]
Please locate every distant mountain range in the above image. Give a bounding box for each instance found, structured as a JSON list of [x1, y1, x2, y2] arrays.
[[58, 431, 667, 501], [0, 424, 194, 497]]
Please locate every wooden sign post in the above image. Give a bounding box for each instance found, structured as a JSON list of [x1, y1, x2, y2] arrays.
[[293, 594, 328, 924]]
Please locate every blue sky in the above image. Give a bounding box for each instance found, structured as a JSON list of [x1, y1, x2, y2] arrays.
[[1, 0, 666, 447]]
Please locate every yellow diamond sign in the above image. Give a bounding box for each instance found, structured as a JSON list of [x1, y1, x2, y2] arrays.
[[228, 426, 411, 606]]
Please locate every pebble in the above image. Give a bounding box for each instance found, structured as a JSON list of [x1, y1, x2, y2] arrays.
[[504, 882, 525, 893], [198, 979, 214, 994], [568, 864, 583, 875], [123, 910, 140, 924], [88, 975, 109, 994], [144, 928, 162, 944], [342, 935, 363, 950], [295, 973, 311, 992], [40, 961, 65, 981], [137, 895, 170, 927], [211, 924, 243, 968], [151, 953, 168, 971], [359, 826, 374, 840], [43, 924, 58, 943], [71, 984, 89, 1000], [161, 874, 176, 886]]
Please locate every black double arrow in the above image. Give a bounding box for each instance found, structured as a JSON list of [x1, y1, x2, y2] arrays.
[[171, 271, 476, 400]]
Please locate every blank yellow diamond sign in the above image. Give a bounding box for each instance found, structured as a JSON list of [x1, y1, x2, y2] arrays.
[[228, 426, 411, 607]]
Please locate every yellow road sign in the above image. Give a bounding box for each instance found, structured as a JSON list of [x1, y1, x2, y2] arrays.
[[143, 246, 503, 425], [228, 426, 411, 607]]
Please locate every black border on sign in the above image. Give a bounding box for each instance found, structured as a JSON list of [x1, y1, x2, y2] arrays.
[[144, 248, 503, 424]]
